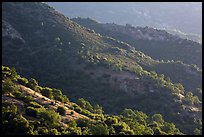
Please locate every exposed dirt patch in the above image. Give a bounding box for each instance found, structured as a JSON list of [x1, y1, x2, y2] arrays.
[[17, 84, 89, 121]]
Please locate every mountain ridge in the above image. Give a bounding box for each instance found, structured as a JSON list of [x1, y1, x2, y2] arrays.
[[2, 2, 202, 135], [71, 17, 202, 69], [2, 65, 187, 135]]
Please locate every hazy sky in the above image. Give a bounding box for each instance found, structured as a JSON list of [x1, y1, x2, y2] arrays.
[[47, 2, 202, 35]]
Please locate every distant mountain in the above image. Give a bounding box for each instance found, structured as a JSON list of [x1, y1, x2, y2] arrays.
[[71, 17, 202, 69], [47, 2, 202, 37], [71, 17, 202, 94], [2, 2, 202, 135], [165, 29, 202, 44]]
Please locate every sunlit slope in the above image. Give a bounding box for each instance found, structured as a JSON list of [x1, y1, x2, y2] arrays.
[[2, 2, 202, 135]]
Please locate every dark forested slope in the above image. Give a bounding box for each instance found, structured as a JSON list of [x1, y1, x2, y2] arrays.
[[2, 65, 186, 135], [2, 2, 202, 135], [72, 17, 202, 69]]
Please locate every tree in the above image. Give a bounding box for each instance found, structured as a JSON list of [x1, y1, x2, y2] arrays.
[[89, 123, 109, 135], [74, 106, 82, 113], [63, 95, 69, 103], [50, 128, 60, 135], [29, 101, 42, 108], [37, 127, 49, 135], [12, 114, 31, 134], [185, 92, 194, 105], [41, 87, 53, 99], [76, 118, 90, 127], [2, 103, 18, 120], [70, 111, 74, 115], [93, 104, 103, 114], [77, 98, 86, 109], [152, 114, 164, 125], [174, 83, 184, 94], [121, 108, 135, 118], [52, 89, 62, 98], [158, 74, 164, 80], [166, 77, 171, 83], [85, 101, 93, 112], [194, 128, 201, 135], [122, 129, 134, 135], [2, 78, 17, 95], [57, 106, 66, 116], [162, 122, 177, 135], [25, 107, 39, 117], [192, 96, 201, 105], [2, 102, 32, 135], [68, 120, 77, 128], [39, 109, 61, 128], [10, 67, 18, 81], [143, 127, 154, 135], [27, 78, 38, 91], [150, 71, 157, 78], [105, 117, 118, 126], [17, 77, 28, 86], [112, 122, 129, 133]]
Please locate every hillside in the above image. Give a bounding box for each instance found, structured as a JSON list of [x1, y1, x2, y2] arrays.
[[165, 29, 202, 44], [71, 17, 202, 69], [2, 65, 186, 135], [2, 2, 202, 135], [71, 17, 202, 95]]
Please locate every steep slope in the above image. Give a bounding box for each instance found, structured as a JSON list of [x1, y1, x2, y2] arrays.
[[165, 29, 202, 44], [2, 2, 202, 135], [71, 17, 202, 68], [2, 65, 185, 135], [71, 17, 202, 96]]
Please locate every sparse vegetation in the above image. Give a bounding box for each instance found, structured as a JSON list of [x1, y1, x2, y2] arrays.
[[2, 2, 202, 135]]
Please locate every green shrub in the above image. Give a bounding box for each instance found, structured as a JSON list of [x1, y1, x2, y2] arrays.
[[63, 96, 70, 103], [76, 118, 90, 127], [13, 90, 22, 98], [37, 127, 49, 135], [112, 122, 128, 133], [27, 78, 38, 90], [77, 98, 86, 109], [25, 106, 39, 117], [93, 104, 103, 114], [122, 129, 134, 135], [17, 77, 28, 86], [39, 109, 61, 128], [2, 104, 32, 135], [57, 106, 66, 116], [89, 123, 109, 135], [36, 86, 43, 92], [70, 111, 74, 115], [11, 114, 31, 134], [80, 109, 92, 117], [41, 87, 53, 99], [55, 95, 64, 102], [21, 95, 34, 103], [2, 79, 17, 95], [69, 105, 74, 110], [28, 101, 42, 108], [2, 103, 18, 120], [74, 106, 82, 113], [105, 117, 118, 125], [50, 128, 60, 135]]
